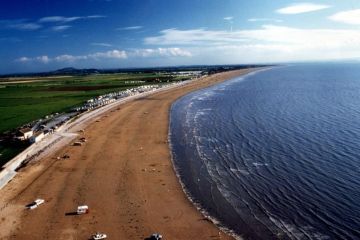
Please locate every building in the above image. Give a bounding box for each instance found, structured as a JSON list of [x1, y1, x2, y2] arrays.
[[30, 132, 45, 143], [17, 128, 33, 140]]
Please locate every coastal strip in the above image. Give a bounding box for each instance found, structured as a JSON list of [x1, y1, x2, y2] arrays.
[[0, 82, 190, 190], [0, 69, 254, 240]]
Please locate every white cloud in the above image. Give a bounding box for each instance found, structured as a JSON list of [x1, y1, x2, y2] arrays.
[[89, 50, 128, 59], [132, 48, 192, 57], [36, 56, 51, 64], [329, 9, 360, 25], [17, 57, 31, 62], [117, 26, 143, 30], [91, 42, 113, 47], [0, 19, 42, 31], [86, 15, 106, 19], [248, 18, 283, 23], [39, 16, 80, 23], [224, 16, 233, 21], [54, 54, 87, 62], [158, 48, 192, 57], [276, 3, 331, 14], [39, 15, 106, 23], [144, 26, 360, 63], [145, 26, 360, 47], [16, 47, 191, 64], [1, 15, 104, 32], [16, 51, 125, 64], [51, 25, 71, 32], [145, 28, 248, 45], [9, 23, 42, 30]]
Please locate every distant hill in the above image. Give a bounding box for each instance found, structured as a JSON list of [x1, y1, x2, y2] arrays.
[[0, 64, 274, 78], [51, 67, 100, 75]]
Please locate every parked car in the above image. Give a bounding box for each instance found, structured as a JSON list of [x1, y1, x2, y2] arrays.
[[72, 141, 83, 146], [77, 205, 89, 214], [92, 232, 107, 240], [26, 199, 45, 209], [149, 233, 162, 240]]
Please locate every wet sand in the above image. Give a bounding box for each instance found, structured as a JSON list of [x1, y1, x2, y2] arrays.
[[0, 69, 253, 240]]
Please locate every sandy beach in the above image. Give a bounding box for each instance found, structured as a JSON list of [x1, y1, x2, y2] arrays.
[[0, 69, 253, 240]]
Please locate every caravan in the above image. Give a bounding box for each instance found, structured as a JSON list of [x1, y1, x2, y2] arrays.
[[77, 205, 89, 214]]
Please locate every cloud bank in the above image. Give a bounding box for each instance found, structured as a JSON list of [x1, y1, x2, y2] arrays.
[[329, 9, 360, 25], [16, 48, 191, 64], [0, 15, 105, 32], [144, 25, 360, 63], [277, 3, 331, 14]]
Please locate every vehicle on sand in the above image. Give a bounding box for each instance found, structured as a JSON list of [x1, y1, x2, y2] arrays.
[[73, 141, 83, 146], [92, 232, 107, 240], [26, 199, 45, 209], [77, 205, 89, 214], [149, 233, 162, 240]]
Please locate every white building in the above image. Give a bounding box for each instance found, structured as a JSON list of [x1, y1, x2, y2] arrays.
[[30, 132, 45, 143], [18, 128, 33, 140]]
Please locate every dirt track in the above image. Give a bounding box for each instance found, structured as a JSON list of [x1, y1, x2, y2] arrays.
[[0, 69, 253, 240]]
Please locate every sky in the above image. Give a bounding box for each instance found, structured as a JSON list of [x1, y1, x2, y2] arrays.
[[1, 0, 360, 74]]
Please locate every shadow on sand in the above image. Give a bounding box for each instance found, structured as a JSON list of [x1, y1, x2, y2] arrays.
[[65, 212, 78, 216]]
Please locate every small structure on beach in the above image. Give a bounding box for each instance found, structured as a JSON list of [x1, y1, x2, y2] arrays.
[[17, 127, 33, 140], [30, 132, 45, 143]]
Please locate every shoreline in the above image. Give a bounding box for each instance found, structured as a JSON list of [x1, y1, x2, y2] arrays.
[[0, 69, 255, 239]]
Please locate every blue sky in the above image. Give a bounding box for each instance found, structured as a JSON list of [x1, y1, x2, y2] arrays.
[[1, 0, 360, 74]]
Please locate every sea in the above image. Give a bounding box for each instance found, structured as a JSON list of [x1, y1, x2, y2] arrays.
[[169, 63, 360, 240]]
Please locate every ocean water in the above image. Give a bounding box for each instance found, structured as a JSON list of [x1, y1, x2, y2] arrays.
[[169, 64, 360, 240]]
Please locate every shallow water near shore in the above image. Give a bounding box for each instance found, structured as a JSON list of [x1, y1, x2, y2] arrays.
[[170, 64, 360, 239]]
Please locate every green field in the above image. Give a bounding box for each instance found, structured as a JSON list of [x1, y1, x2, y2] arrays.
[[0, 72, 188, 165], [0, 145, 26, 167], [0, 73, 186, 133]]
